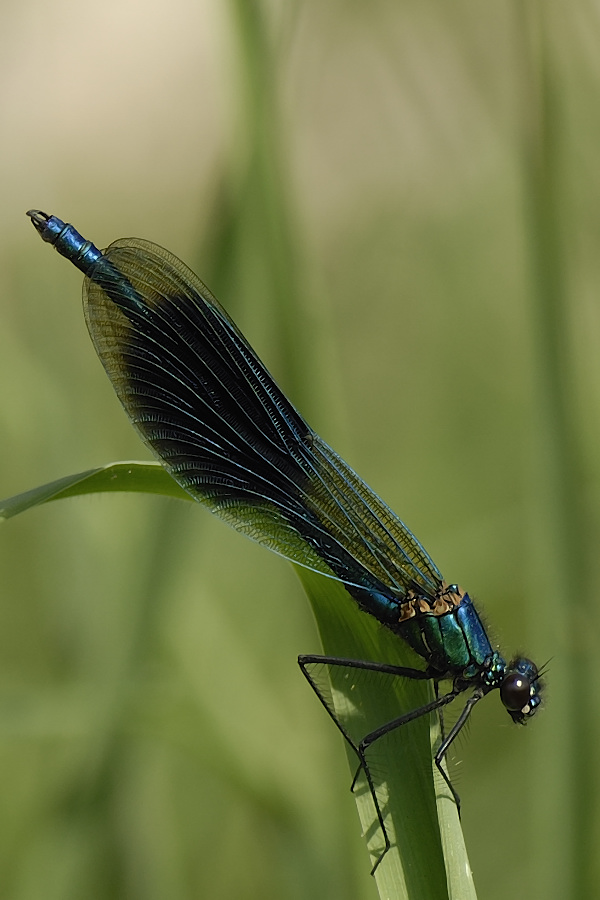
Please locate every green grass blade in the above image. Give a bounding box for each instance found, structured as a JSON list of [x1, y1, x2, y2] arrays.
[[1, 459, 476, 898], [295, 566, 477, 900], [0, 462, 192, 519]]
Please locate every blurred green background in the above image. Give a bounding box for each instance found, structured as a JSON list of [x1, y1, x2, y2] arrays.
[[1, 1, 600, 898]]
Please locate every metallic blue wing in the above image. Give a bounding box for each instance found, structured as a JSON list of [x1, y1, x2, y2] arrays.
[[83, 238, 443, 600]]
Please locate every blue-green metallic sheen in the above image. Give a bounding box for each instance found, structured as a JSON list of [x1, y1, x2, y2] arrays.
[[26, 208, 545, 875]]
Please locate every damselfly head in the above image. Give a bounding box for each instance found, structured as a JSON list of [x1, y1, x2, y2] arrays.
[[500, 657, 543, 724]]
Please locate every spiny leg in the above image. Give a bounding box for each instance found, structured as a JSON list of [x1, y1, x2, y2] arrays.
[[435, 680, 446, 743], [299, 654, 431, 785], [357, 688, 461, 872], [433, 690, 483, 813], [299, 654, 462, 872]]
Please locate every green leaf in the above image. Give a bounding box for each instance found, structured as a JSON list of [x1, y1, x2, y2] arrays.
[[0, 462, 192, 519], [296, 566, 477, 900], [1, 463, 476, 897]]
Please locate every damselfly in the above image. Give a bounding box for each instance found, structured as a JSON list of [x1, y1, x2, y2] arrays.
[[27, 209, 543, 872]]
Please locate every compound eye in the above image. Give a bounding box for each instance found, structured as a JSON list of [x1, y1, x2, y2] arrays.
[[500, 673, 531, 712]]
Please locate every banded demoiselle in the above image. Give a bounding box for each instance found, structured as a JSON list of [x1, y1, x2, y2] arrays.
[[27, 209, 543, 873]]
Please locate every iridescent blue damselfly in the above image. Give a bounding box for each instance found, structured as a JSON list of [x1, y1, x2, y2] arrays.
[[27, 209, 544, 873]]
